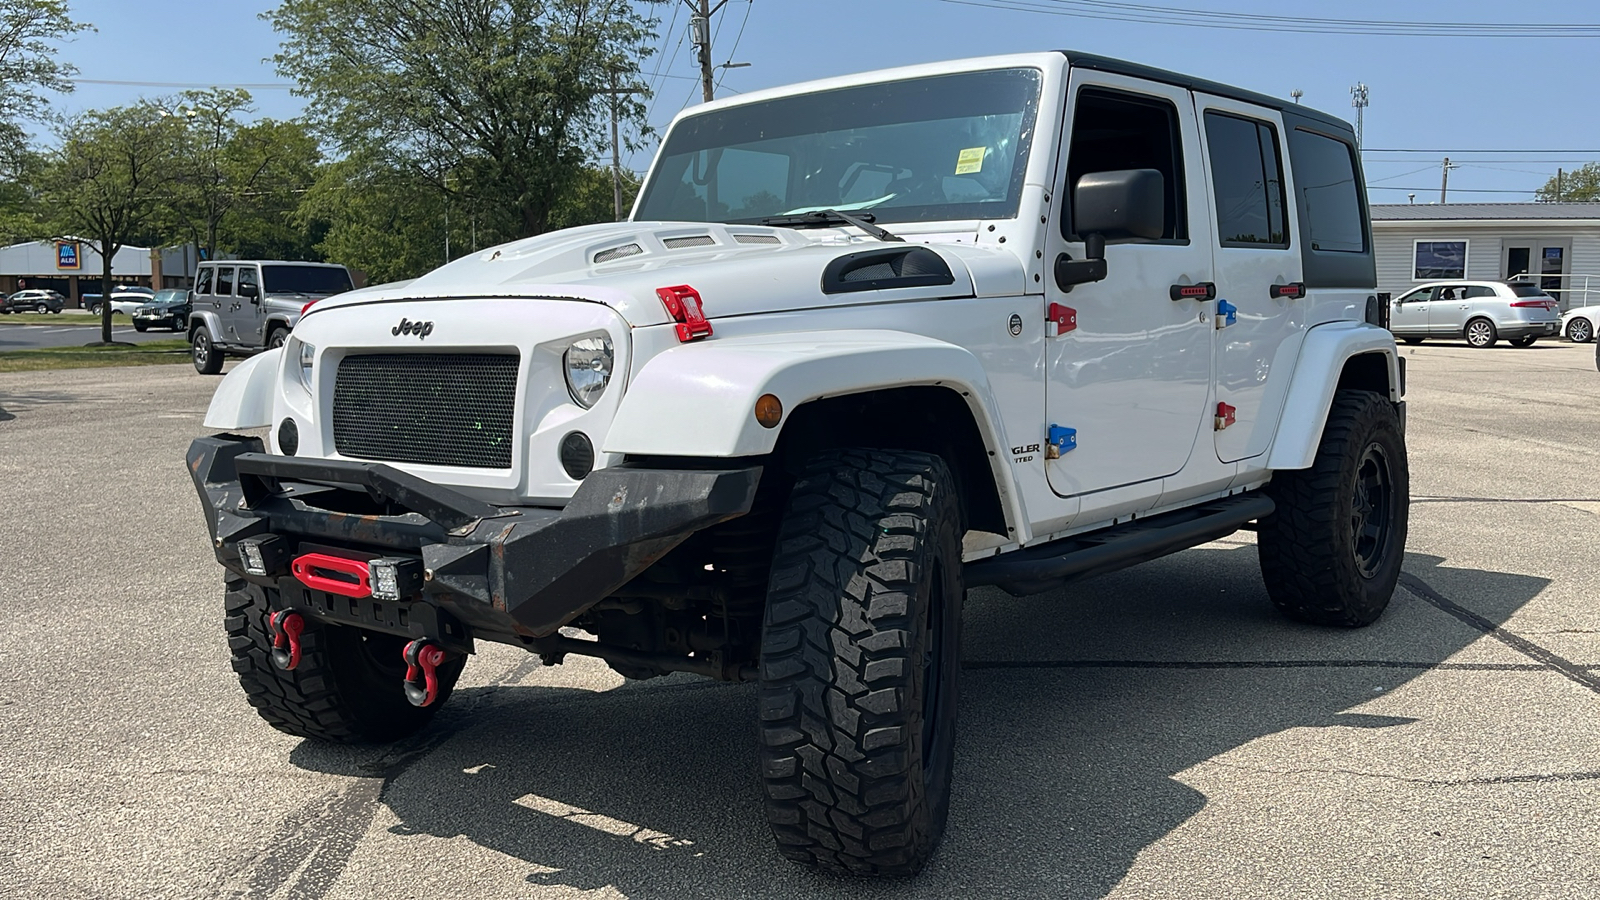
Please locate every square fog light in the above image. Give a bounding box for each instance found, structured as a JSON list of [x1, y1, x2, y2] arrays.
[[369, 558, 422, 602], [238, 535, 288, 576]]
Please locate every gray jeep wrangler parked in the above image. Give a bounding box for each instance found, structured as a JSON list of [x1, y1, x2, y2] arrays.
[[188, 260, 353, 374]]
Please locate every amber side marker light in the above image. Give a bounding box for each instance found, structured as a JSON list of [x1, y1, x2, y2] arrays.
[[755, 394, 783, 428]]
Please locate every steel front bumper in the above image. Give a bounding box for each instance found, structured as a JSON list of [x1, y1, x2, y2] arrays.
[[187, 435, 761, 647]]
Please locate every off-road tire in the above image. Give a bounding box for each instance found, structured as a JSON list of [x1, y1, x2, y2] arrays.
[[224, 579, 465, 743], [266, 327, 288, 350], [192, 329, 223, 374], [758, 449, 964, 877], [1258, 390, 1409, 627]]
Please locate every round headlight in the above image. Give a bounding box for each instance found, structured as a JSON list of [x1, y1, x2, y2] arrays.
[[564, 336, 614, 409], [294, 339, 316, 393]]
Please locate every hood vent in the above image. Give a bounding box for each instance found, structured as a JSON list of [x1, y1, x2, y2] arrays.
[[663, 235, 716, 249], [593, 243, 644, 264], [732, 233, 781, 245]]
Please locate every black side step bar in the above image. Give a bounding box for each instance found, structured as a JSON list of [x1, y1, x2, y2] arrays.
[[966, 492, 1274, 596]]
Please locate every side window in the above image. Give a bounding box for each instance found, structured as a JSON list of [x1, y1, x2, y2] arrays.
[[216, 266, 235, 296], [1064, 88, 1187, 241], [237, 266, 259, 294], [1462, 285, 1496, 299], [1398, 287, 1433, 303], [195, 267, 213, 296], [1203, 111, 1288, 247], [1288, 129, 1365, 253]]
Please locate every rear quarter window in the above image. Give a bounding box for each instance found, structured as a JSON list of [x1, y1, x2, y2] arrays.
[[1284, 117, 1375, 288]]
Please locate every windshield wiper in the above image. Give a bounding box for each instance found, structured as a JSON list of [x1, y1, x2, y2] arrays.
[[756, 209, 904, 242]]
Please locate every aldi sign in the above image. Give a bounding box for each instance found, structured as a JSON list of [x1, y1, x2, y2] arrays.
[[56, 241, 81, 270]]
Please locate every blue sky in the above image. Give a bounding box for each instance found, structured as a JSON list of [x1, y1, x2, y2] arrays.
[[52, 0, 1600, 204]]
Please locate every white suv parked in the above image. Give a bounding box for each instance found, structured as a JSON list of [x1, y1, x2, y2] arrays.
[[1389, 280, 1560, 347], [187, 51, 1407, 876]]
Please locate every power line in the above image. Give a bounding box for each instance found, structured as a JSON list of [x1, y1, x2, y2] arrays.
[[69, 78, 295, 90], [714, 1, 754, 92], [932, 0, 1600, 36], [1364, 148, 1600, 154]]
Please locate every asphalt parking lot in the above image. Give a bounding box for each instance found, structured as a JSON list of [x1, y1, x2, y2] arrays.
[[2, 341, 1597, 899], [0, 317, 182, 349]]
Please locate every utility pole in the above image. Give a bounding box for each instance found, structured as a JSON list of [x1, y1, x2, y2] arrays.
[[1350, 82, 1369, 148], [1557, 167, 1564, 202], [600, 73, 648, 220], [1440, 156, 1460, 204], [688, 0, 724, 103]]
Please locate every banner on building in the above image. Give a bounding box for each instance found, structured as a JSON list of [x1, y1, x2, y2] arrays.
[[56, 241, 81, 271]]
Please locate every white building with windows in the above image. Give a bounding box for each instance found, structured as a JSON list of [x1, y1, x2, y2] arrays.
[[1371, 202, 1600, 310]]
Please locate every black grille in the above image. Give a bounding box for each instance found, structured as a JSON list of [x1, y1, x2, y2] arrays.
[[332, 353, 519, 469]]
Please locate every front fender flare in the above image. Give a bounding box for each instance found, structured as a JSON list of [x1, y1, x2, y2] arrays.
[[1265, 321, 1401, 471], [189, 309, 223, 340], [203, 348, 282, 429], [605, 328, 1022, 522]]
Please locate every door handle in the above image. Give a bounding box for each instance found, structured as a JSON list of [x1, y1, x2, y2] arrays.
[[1269, 282, 1305, 299], [1169, 282, 1216, 301]]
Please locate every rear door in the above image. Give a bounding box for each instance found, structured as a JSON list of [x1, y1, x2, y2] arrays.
[[1428, 284, 1469, 335], [194, 265, 218, 332], [1195, 96, 1304, 463], [1390, 286, 1434, 335], [1043, 72, 1215, 498]]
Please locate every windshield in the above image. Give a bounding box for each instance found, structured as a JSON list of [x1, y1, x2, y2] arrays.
[[153, 289, 187, 302], [262, 265, 352, 296], [635, 68, 1042, 226]]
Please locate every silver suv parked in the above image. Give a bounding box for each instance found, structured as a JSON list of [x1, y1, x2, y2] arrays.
[[1388, 280, 1560, 348], [188, 260, 353, 374]]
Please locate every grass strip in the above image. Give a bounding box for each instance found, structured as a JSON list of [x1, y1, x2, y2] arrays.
[[0, 339, 191, 373]]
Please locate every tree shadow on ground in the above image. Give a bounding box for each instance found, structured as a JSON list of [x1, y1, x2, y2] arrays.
[[288, 546, 1548, 899]]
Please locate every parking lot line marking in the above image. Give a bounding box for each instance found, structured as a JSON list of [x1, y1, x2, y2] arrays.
[[963, 659, 1551, 671], [1399, 572, 1600, 697], [513, 793, 695, 850]]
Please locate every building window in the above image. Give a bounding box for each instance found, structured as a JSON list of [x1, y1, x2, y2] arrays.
[[1414, 240, 1467, 280]]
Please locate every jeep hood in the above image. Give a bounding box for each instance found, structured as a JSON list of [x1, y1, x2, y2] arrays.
[[305, 221, 1029, 328]]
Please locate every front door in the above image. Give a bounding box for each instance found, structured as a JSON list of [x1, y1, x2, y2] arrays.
[[1390, 286, 1434, 336], [1044, 73, 1215, 498], [1194, 95, 1304, 463], [215, 265, 238, 341], [236, 265, 263, 345]]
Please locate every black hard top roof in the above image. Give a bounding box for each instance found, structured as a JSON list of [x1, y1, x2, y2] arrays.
[[1059, 51, 1356, 138]]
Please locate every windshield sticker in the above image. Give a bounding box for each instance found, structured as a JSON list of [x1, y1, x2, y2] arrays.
[[955, 147, 986, 175]]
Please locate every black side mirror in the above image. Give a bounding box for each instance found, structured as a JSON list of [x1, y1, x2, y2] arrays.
[[239, 283, 259, 300], [1055, 168, 1166, 292]]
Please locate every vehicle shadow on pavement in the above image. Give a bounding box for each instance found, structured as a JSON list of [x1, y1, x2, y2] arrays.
[[287, 545, 1548, 899]]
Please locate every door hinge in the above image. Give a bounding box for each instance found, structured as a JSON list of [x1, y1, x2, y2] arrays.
[[1215, 299, 1238, 330], [1047, 303, 1077, 336], [1045, 424, 1077, 458], [1215, 402, 1237, 431]]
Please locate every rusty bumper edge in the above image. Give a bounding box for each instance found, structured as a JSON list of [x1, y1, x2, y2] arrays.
[[186, 434, 763, 639]]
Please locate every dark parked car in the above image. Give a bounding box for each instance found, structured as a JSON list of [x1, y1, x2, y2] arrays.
[[132, 289, 193, 332], [1, 289, 66, 313]]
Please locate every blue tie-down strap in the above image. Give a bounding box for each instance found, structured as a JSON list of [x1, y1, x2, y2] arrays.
[[1048, 425, 1077, 454], [1216, 299, 1238, 328]]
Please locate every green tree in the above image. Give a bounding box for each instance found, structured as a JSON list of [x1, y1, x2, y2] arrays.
[[222, 119, 323, 259], [0, 147, 46, 243], [297, 154, 447, 284], [267, 0, 659, 251], [40, 104, 180, 343], [0, 0, 91, 162], [1536, 163, 1600, 202]]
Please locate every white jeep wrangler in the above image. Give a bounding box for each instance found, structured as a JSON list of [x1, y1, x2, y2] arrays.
[[188, 51, 1407, 876]]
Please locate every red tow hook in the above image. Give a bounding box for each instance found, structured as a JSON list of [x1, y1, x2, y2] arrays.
[[402, 639, 447, 708], [267, 610, 305, 671]]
